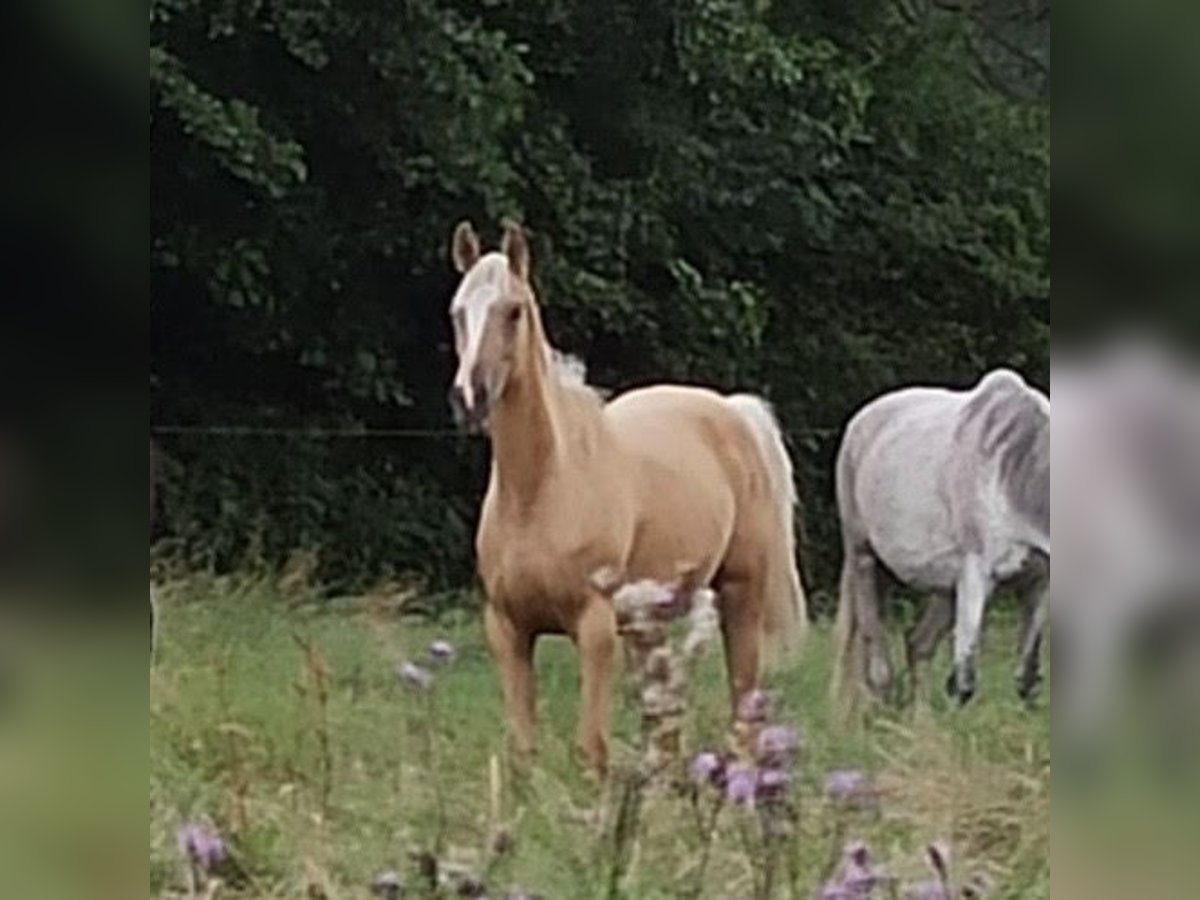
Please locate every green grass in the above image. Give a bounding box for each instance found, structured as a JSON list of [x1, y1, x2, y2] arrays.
[[150, 575, 1049, 898]]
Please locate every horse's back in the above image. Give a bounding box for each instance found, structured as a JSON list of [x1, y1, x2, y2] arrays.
[[838, 370, 1047, 588], [604, 385, 754, 473]]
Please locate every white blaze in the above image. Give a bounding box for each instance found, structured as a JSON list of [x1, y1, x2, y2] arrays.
[[449, 253, 510, 405]]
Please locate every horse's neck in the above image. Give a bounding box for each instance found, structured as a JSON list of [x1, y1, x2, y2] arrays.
[[489, 337, 598, 512]]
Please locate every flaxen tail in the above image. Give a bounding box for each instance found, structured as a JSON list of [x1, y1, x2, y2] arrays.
[[726, 394, 809, 652]]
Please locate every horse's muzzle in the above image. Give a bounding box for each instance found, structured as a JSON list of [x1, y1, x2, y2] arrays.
[[448, 384, 489, 433]]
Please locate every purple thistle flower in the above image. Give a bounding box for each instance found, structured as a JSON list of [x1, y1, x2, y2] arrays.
[[756, 767, 791, 799], [819, 841, 884, 898], [689, 750, 724, 786], [396, 661, 434, 690], [648, 583, 687, 621], [736, 688, 775, 723], [725, 762, 758, 804], [428, 639, 456, 664], [825, 769, 878, 809], [756, 725, 802, 767], [176, 822, 226, 871], [844, 841, 885, 895]]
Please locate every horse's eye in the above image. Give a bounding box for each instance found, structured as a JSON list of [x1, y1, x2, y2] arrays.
[[507, 306, 522, 324]]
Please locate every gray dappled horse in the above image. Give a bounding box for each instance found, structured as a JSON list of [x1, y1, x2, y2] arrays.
[[832, 369, 1049, 706]]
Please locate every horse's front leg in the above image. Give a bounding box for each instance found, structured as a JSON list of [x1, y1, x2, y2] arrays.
[[948, 555, 992, 705], [485, 604, 538, 761], [574, 597, 617, 777]]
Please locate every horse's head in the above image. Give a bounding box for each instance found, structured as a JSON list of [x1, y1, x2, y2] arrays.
[[446, 219, 537, 431]]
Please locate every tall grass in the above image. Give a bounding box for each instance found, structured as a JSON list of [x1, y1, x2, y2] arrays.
[[150, 574, 1048, 898]]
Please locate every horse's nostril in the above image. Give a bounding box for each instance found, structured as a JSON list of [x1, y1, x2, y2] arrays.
[[472, 377, 489, 411], [448, 385, 468, 421]]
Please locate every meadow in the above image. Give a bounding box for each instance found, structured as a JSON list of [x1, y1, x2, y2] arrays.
[[150, 574, 1049, 899]]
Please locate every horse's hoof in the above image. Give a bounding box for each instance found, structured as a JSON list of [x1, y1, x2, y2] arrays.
[[946, 668, 976, 706], [1016, 671, 1043, 704]]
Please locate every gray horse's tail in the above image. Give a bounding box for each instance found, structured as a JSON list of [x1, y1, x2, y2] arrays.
[[830, 559, 858, 708], [830, 437, 863, 713], [726, 394, 809, 652]]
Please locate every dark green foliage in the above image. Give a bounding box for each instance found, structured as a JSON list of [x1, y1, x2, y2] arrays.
[[151, 0, 1048, 601]]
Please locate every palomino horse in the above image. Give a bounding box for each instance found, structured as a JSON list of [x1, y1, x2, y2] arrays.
[[447, 220, 807, 773], [832, 369, 1049, 706]]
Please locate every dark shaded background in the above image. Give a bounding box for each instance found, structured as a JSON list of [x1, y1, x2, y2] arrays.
[[150, 0, 1049, 607]]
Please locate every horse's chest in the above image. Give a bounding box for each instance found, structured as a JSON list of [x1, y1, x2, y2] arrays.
[[477, 518, 623, 629]]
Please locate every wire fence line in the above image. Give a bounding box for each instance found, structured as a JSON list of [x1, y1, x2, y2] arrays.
[[150, 424, 843, 440]]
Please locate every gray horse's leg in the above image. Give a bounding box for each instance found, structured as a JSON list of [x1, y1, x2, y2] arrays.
[[948, 555, 991, 705], [849, 546, 892, 697], [906, 595, 953, 702], [1015, 578, 1048, 702]]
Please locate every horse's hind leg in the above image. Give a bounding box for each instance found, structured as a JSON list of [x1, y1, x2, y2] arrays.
[[1016, 575, 1049, 702], [716, 569, 766, 712], [485, 605, 538, 762], [573, 598, 617, 777], [847, 545, 893, 698], [905, 595, 954, 703]]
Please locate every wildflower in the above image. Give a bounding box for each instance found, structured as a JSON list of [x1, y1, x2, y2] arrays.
[[648, 585, 686, 621], [825, 769, 878, 810], [758, 763, 787, 792], [396, 661, 434, 690], [176, 822, 226, 871], [736, 688, 775, 723], [371, 870, 402, 900], [613, 579, 676, 622], [725, 762, 758, 804], [428, 639, 456, 664], [641, 681, 686, 718], [819, 841, 885, 898], [643, 646, 676, 683], [689, 750, 724, 786], [682, 588, 719, 656], [756, 724, 802, 767], [756, 767, 791, 799]]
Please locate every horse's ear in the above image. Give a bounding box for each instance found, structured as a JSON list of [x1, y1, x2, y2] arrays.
[[500, 219, 530, 281], [451, 220, 480, 274]]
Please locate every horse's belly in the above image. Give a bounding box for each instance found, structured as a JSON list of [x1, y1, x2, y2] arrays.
[[622, 509, 729, 585], [858, 470, 960, 590], [876, 542, 961, 591]]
